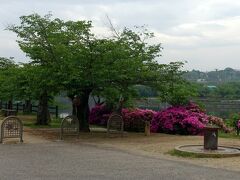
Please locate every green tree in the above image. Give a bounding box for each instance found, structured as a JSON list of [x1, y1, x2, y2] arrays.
[[14, 64, 35, 112], [9, 13, 186, 130], [8, 14, 71, 124], [0, 57, 19, 109], [63, 26, 169, 131]]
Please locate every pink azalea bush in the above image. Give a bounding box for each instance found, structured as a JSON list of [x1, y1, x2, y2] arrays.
[[238, 120, 240, 129], [151, 103, 208, 135], [89, 105, 156, 132], [89, 105, 111, 126], [122, 108, 156, 132]]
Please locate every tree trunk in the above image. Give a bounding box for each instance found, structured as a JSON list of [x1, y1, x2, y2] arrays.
[[72, 103, 77, 116], [116, 102, 123, 115], [68, 95, 77, 116], [36, 90, 50, 125], [7, 100, 13, 109], [115, 98, 125, 115], [76, 90, 91, 132], [24, 99, 32, 113]]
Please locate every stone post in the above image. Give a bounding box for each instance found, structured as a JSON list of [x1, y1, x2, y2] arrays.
[[145, 121, 150, 136]]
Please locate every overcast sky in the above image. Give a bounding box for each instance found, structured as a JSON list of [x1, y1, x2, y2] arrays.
[[1, 0, 240, 71]]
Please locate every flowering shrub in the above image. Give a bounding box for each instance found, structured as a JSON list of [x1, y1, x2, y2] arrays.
[[122, 108, 156, 132], [185, 102, 205, 113], [237, 120, 240, 129], [89, 105, 111, 126], [151, 104, 208, 135], [208, 115, 232, 133], [89, 106, 156, 132]]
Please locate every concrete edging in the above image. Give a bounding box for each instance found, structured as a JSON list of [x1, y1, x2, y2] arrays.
[[174, 145, 240, 158]]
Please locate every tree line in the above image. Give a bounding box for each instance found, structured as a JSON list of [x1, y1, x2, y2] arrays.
[[184, 68, 240, 84]]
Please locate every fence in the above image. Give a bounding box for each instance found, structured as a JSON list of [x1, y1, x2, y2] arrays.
[[134, 98, 240, 118], [193, 98, 240, 118], [0, 102, 58, 118], [134, 98, 169, 111]]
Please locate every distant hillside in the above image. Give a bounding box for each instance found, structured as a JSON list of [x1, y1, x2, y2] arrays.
[[184, 68, 240, 84]]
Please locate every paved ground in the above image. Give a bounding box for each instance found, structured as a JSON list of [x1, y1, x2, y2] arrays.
[[0, 141, 240, 180], [25, 128, 240, 171]]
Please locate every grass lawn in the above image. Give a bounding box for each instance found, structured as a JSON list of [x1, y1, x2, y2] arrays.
[[0, 114, 62, 128], [219, 131, 240, 139], [167, 149, 225, 158], [23, 119, 61, 128]]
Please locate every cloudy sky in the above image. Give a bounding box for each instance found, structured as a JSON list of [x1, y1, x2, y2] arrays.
[[0, 0, 240, 71]]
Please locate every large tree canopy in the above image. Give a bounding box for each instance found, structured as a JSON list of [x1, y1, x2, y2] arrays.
[[8, 13, 187, 129]]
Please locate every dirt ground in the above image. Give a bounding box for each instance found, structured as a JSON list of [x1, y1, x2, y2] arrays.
[[21, 127, 240, 172]]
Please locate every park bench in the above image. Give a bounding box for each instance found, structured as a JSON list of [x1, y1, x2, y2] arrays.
[[107, 113, 124, 137], [1, 109, 17, 117], [60, 115, 79, 140], [0, 116, 23, 143]]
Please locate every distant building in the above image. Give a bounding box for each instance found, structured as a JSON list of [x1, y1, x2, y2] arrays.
[[207, 85, 217, 89]]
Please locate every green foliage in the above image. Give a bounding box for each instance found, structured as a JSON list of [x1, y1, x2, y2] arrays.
[[226, 113, 239, 128], [168, 149, 225, 158], [8, 13, 187, 100], [0, 57, 20, 101], [7, 13, 77, 124], [0, 57, 15, 69], [214, 82, 240, 98], [7, 14, 70, 98], [164, 82, 197, 106], [194, 83, 214, 98], [191, 81, 240, 99], [134, 85, 158, 97], [156, 62, 197, 106]]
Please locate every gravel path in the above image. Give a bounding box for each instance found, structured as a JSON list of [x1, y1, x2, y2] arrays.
[[0, 141, 240, 180]]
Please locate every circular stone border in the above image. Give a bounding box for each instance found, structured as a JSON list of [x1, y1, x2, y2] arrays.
[[174, 145, 240, 158]]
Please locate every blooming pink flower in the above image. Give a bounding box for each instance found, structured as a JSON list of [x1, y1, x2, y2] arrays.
[[238, 120, 240, 129], [150, 103, 209, 135]]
